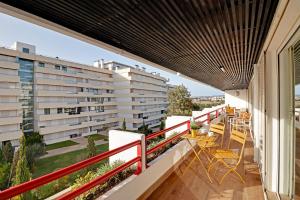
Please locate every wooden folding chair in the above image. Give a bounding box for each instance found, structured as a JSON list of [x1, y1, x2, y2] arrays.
[[197, 123, 225, 147], [195, 123, 226, 163], [208, 128, 247, 184]]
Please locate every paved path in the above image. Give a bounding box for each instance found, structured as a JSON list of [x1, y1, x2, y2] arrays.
[[39, 137, 108, 159]]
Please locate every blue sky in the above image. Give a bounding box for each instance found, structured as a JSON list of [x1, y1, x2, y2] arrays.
[[0, 13, 223, 96]]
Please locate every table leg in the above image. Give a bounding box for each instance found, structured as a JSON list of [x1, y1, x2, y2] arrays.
[[186, 139, 213, 183]]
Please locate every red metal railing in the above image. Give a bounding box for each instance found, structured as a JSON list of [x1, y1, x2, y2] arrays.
[[0, 106, 225, 200], [0, 140, 142, 200], [194, 107, 225, 124], [145, 106, 225, 157]]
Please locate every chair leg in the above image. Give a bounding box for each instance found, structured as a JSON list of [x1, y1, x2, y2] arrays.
[[207, 157, 218, 172], [218, 169, 233, 184], [232, 169, 245, 183]]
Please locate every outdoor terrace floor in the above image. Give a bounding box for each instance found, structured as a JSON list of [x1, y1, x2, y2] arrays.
[[146, 121, 264, 200]]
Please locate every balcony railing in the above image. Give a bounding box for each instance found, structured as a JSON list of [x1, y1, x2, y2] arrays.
[[0, 106, 224, 199]]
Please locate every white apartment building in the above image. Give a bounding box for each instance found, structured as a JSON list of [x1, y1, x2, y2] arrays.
[[0, 55, 22, 146], [0, 42, 169, 145], [0, 42, 119, 145], [104, 62, 168, 131]]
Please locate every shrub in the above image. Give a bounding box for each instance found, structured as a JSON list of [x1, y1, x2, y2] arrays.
[[2, 141, 14, 163], [34, 176, 70, 199], [72, 160, 134, 200], [122, 118, 126, 131], [14, 136, 32, 200], [159, 120, 165, 130], [25, 132, 43, 145], [26, 143, 46, 171], [0, 161, 10, 190], [146, 132, 182, 163]]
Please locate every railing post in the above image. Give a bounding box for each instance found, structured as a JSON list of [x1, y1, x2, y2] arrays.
[[207, 113, 211, 124], [187, 120, 191, 133], [135, 141, 142, 175], [216, 110, 219, 118]]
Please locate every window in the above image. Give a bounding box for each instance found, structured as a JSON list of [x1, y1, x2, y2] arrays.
[[138, 113, 143, 118], [96, 106, 104, 112], [55, 65, 61, 70], [62, 66, 67, 72], [38, 62, 45, 67], [22, 48, 30, 53], [44, 108, 50, 115], [57, 108, 63, 114]]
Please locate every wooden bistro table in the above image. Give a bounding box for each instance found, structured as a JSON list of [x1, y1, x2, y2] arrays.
[[181, 133, 217, 183]]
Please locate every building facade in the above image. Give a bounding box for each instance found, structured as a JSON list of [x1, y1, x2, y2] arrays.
[[0, 42, 119, 145], [0, 42, 168, 145], [104, 62, 168, 131]]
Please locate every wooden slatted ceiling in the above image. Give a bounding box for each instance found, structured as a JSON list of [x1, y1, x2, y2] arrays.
[[1, 0, 278, 90]]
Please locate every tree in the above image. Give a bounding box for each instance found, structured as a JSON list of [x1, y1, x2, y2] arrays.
[[87, 136, 97, 158], [0, 161, 10, 190], [159, 120, 165, 131], [167, 85, 193, 116], [122, 118, 127, 131], [25, 132, 43, 145], [14, 136, 32, 200], [138, 120, 153, 136], [0, 146, 4, 163], [8, 149, 19, 187], [2, 141, 14, 163]]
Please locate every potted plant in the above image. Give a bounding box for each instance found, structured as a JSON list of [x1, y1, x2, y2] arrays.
[[190, 121, 199, 138]]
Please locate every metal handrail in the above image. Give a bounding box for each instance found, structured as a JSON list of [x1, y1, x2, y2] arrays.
[[0, 140, 141, 200], [0, 106, 225, 199]]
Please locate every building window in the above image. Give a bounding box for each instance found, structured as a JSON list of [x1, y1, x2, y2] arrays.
[[55, 65, 61, 70], [57, 108, 63, 114], [44, 108, 50, 115], [38, 62, 45, 67], [96, 106, 104, 113], [22, 48, 30, 53], [138, 113, 143, 118], [62, 66, 67, 72]]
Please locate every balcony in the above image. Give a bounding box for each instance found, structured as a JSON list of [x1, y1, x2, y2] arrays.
[[1, 0, 300, 199], [0, 106, 262, 199]]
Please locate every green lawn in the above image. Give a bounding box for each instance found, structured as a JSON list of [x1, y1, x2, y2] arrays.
[[33, 143, 109, 178], [45, 140, 79, 151], [84, 134, 108, 141]]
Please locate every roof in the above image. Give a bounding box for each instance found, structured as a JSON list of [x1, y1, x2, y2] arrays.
[[0, 0, 279, 90]]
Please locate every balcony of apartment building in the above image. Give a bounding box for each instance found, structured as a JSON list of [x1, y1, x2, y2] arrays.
[[1, 0, 300, 199]]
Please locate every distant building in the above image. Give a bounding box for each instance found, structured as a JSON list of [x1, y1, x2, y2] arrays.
[[0, 42, 169, 145], [191, 95, 225, 103], [166, 84, 177, 92], [104, 61, 168, 131]]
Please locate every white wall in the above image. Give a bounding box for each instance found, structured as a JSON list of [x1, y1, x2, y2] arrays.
[[192, 104, 225, 124], [109, 130, 146, 171], [165, 116, 191, 138], [100, 139, 196, 200], [224, 89, 248, 109]]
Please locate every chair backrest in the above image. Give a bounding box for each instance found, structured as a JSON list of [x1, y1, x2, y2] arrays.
[[209, 123, 225, 147], [228, 129, 247, 165], [226, 107, 235, 115]]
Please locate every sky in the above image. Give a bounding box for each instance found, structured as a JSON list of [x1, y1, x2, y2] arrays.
[[0, 13, 223, 96]]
